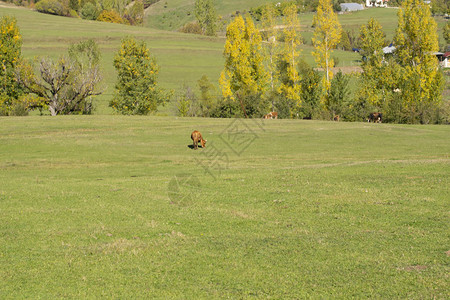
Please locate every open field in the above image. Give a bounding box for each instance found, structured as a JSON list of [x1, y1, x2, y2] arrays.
[[0, 116, 449, 298]]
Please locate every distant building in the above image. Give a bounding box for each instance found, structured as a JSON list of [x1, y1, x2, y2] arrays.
[[435, 52, 450, 68], [340, 3, 365, 12], [383, 45, 396, 54], [366, 0, 389, 8]]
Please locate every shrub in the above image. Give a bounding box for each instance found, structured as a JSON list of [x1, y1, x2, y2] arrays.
[[97, 10, 124, 24], [80, 2, 100, 20], [179, 22, 202, 34], [35, 0, 68, 16]]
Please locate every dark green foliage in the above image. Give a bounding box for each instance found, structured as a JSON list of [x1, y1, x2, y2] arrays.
[[210, 98, 240, 118], [326, 70, 350, 119], [197, 75, 216, 117], [297, 61, 322, 119]]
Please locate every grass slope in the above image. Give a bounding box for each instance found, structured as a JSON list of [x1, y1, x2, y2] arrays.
[[0, 116, 449, 298], [1, 4, 226, 114]]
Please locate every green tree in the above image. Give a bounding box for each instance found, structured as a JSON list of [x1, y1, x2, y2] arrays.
[[393, 0, 444, 123], [110, 37, 168, 115], [219, 15, 267, 117], [298, 60, 322, 119], [358, 17, 387, 107], [197, 75, 216, 117], [444, 21, 450, 44], [0, 16, 23, 115], [327, 70, 350, 119], [278, 3, 302, 107], [16, 40, 102, 116], [312, 0, 342, 93], [194, 0, 218, 36]]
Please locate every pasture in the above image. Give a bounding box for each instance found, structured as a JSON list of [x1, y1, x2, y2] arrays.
[[0, 116, 449, 298]]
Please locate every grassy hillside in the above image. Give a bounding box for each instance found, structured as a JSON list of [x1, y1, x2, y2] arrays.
[[0, 116, 449, 298], [1, 4, 226, 114], [144, 0, 284, 31]]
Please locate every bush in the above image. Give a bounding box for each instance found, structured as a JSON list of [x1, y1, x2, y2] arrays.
[[179, 22, 202, 34], [35, 0, 68, 16], [80, 2, 100, 20], [97, 10, 124, 24]]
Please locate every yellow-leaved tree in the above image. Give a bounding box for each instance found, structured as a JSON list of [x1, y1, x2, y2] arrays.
[[0, 16, 23, 115], [219, 15, 267, 117], [393, 0, 444, 123], [357, 17, 392, 108], [312, 0, 342, 94], [278, 3, 302, 107]]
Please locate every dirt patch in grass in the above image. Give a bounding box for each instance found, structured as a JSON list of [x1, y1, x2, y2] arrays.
[[398, 265, 428, 272]]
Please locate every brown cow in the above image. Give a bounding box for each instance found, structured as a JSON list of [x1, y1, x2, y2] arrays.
[[263, 112, 278, 119], [368, 112, 382, 123], [191, 130, 206, 150], [333, 115, 340, 122]]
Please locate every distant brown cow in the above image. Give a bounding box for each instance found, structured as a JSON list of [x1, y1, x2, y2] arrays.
[[263, 112, 278, 119], [191, 130, 206, 150], [368, 112, 382, 123], [333, 115, 340, 122]]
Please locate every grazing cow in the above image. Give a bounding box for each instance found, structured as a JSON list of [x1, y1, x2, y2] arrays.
[[191, 130, 206, 150], [333, 115, 340, 122], [263, 112, 278, 119], [368, 112, 382, 123]]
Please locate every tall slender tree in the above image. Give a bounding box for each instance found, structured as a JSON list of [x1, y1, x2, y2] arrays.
[[279, 3, 302, 107], [393, 0, 443, 123], [312, 0, 342, 93], [194, 0, 218, 36], [0, 16, 23, 114], [358, 17, 389, 107], [219, 15, 267, 117], [261, 3, 279, 111]]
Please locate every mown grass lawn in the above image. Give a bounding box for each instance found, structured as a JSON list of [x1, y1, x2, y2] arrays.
[[0, 116, 448, 298]]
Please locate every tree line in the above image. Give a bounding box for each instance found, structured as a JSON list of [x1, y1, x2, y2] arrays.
[[177, 0, 448, 124], [0, 0, 448, 123]]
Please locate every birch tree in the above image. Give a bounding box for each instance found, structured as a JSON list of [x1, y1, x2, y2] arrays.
[[312, 0, 342, 93], [278, 3, 302, 106], [219, 15, 267, 117]]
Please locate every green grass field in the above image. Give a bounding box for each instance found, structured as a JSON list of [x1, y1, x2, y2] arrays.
[[0, 116, 449, 298]]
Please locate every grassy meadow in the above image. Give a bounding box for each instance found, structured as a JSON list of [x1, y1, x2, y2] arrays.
[[0, 116, 449, 298], [0, 4, 449, 295]]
